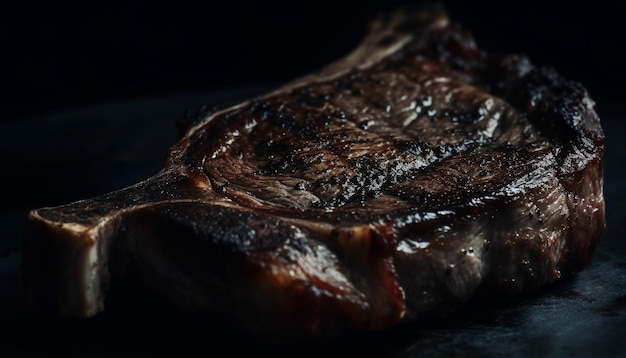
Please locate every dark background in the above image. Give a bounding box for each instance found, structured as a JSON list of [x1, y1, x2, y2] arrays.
[[3, 0, 624, 122], [3, 2, 626, 356]]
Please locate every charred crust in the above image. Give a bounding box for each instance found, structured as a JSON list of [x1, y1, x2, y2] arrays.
[[136, 202, 293, 255]]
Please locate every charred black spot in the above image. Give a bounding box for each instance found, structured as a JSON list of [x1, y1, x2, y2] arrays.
[[138, 203, 294, 255], [304, 92, 330, 107], [358, 120, 375, 130], [334, 111, 348, 119], [255, 139, 291, 157], [277, 248, 294, 263], [378, 34, 396, 47], [394, 139, 430, 156], [444, 108, 481, 124]]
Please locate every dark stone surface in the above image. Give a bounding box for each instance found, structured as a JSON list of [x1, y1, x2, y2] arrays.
[[1, 88, 624, 356]]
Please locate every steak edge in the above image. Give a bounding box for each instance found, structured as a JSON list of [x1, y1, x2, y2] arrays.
[[24, 6, 605, 340]]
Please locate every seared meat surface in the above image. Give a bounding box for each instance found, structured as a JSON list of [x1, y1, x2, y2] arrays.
[[24, 6, 604, 340]]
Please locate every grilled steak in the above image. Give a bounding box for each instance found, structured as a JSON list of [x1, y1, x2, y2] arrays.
[[24, 6, 605, 340]]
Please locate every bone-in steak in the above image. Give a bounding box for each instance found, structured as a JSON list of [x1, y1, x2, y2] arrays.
[[24, 7, 605, 340]]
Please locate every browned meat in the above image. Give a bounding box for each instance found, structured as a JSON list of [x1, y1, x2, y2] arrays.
[[24, 6, 605, 340]]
